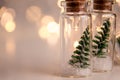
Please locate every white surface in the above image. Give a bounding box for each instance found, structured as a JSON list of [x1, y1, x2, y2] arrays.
[[0, 66, 120, 80]]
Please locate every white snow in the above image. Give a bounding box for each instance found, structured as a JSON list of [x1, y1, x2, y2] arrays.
[[93, 56, 112, 72], [76, 68, 91, 76]]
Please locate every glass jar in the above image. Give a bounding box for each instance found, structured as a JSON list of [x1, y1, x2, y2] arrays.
[[115, 32, 120, 65], [60, 0, 92, 77], [91, 0, 116, 72]]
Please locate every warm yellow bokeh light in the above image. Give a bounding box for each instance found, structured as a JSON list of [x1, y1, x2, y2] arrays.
[[1, 11, 14, 27], [46, 22, 60, 45], [47, 22, 59, 33], [26, 6, 42, 22], [38, 21, 60, 39], [38, 26, 48, 39], [40, 15, 55, 26], [37, 14, 59, 45], [73, 41, 79, 48], [116, 0, 120, 3], [5, 20, 16, 32], [0, 6, 7, 17], [116, 0, 120, 5], [37, 15, 55, 28], [38, 21, 60, 45]]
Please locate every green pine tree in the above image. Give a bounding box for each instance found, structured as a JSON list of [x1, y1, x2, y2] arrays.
[[92, 18, 111, 58], [69, 27, 90, 68]]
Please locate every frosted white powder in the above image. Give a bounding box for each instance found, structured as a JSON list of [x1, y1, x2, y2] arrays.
[[93, 56, 112, 72], [76, 68, 91, 76]]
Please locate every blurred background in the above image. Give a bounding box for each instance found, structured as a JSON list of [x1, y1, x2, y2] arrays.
[[0, 0, 120, 76], [0, 0, 61, 75]]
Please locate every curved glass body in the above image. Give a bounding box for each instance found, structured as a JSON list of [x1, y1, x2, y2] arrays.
[[115, 32, 120, 65], [92, 10, 116, 72], [60, 12, 92, 77]]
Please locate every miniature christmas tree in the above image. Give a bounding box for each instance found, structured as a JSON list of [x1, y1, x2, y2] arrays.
[[69, 27, 90, 68], [92, 18, 111, 58]]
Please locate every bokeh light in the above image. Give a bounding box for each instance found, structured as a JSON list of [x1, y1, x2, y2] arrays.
[[40, 15, 55, 26], [38, 19, 60, 45], [0, 6, 7, 18], [47, 22, 59, 33], [0, 7, 16, 32], [116, 0, 120, 3], [47, 22, 60, 45], [38, 26, 48, 39], [5, 20, 16, 32], [38, 21, 59, 39], [1, 10, 14, 27], [26, 6, 42, 23], [115, 0, 120, 6]]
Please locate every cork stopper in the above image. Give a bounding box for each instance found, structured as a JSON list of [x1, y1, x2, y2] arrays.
[[65, 0, 87, 12], [93, 0, 113, 10]]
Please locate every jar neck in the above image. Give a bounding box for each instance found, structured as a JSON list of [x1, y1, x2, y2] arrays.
[[93, 0, 113, 11], [61, 1, 88, 13]]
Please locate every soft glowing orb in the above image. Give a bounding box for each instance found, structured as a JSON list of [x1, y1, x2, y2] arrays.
[[37, 15, 55, 28], [40, 15, 55, 26], [5, 20, 16, 32], [47, 22, 59, 33], [38, 26, 48, 39], [116, 0, 120, 3], [1, 11, 14, 27], [115, 0, 120, 6], [38, 21, 60, 45], [0, 6, 7, 17]]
